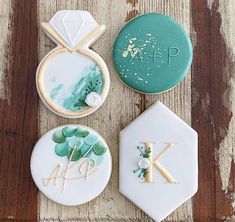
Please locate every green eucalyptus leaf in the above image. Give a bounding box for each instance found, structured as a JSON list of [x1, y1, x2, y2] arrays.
[[75, 128, 90, 138], [68, 137, 84, 149], [62, 126, 76, 137], [52, 129, 66, 143], [93, 142, 107, 155], [55, 142, 69, 157], [67, 148, 81, 161], [80, 144, 92, 157], [84, 133, 99, 145]]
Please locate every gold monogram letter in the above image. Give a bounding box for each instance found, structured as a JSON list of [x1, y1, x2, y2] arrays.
[[140, 142, 177, 184], [152, 142, 177, 183]]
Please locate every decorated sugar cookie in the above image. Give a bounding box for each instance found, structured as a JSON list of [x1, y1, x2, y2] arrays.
[[36, 10, 110, 118], [30, 125, 112, 206], [113, 13, 192, 94], [119, 101, 198, 221]]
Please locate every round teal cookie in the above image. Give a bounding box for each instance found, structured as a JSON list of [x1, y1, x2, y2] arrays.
[[113, 13, 193, 94]]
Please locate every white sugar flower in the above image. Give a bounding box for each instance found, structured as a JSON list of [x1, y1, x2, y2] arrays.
[[85, 92, 102, 107], [138, 158, 150, 169]]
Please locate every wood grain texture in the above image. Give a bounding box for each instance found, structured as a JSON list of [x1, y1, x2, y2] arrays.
[[192, 0, 235, 221], [38, 0, 192, 221], [217, 1, 235, 220], [0, 0, 38, 221]]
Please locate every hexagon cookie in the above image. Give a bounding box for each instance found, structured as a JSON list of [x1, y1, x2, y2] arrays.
[[119, 101, 198, 221]]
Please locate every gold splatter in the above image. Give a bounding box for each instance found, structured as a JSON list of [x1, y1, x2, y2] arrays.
[[122, 51, 129, 57]]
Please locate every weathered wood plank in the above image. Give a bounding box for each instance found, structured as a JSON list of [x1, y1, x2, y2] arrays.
[[0, 0, 38, 221], [192, 0, 235, 221]]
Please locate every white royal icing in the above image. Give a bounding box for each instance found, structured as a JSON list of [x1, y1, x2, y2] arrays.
[[49, 10, 98, 47]]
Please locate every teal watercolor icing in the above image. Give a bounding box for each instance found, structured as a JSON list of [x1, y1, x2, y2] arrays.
[[50, 84, 63, 99], [50, 64, 103, 111], [53, 126, 107, 167]]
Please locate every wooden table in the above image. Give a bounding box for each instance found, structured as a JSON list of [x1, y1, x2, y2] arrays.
[[0, 0, 234, 221]]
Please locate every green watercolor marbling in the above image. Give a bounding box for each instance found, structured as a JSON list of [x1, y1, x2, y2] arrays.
[[50, 64, 103, 111], [50, 84, 63, 99]]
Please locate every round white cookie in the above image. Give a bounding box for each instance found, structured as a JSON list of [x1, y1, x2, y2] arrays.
[[30, 124, 112, 206]]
